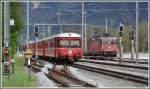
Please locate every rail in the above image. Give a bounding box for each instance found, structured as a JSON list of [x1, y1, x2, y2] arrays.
[[71, 63, 148, 85], [45, 67, 96, 87]]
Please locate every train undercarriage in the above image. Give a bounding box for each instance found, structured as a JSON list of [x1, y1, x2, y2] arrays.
[[84, 51, 118, 57]]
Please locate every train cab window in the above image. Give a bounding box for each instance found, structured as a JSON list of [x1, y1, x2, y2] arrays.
[[99, 39, 102, 44], [111, 40, 116, 44], [59, 40, 69, 48], [102, 38, 108, 44], [109, 38, 116, 44], [111, 41, 115, 44], [101, 37, 117, 45], [70, 40, 80, 48]]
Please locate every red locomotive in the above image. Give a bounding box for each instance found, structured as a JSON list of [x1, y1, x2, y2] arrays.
[[85, 34, 119, 57], [26, 33, 83, 63]]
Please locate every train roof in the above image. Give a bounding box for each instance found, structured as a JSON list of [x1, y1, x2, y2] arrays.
[[99, 37, 117, 39], [29, 33, 81, 44], [55, 32, 81, 38]]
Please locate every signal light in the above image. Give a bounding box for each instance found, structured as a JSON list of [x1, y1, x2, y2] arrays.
[[103, 33, 109, 37], [35, 26, 38, 32], [130, 29, 135, 40], [119, 24, 124, 37], [34, 26, 38, 37], [120, 26, 123, 32]]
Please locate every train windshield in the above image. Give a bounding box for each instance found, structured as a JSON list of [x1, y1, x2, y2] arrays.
[[59, 40, 80, 48], [102, 37, 116, 45], [70, 40, 80, 48], [59, 40, 69, 47]]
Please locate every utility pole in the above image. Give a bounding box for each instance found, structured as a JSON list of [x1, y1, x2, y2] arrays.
[[4, 2, 10, 49], [119, 23, 124, 63], [27, 2, 29, 48], [48, 26, 51, 37], [135, 1, 139, 64], [43, 25, 44, 39], [84, 12, 87, 52], [56, 13, 62, 34], [148, 1, 150, 59], [105, 19, 108, 33], [3, 2, 10, 74], [82, 2, 84, 51]]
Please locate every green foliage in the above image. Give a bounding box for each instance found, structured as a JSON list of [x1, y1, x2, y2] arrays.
[[139, 22, 148, 52], [10, 2, 24, 57], [122, 23, 148, 52], [122, 26, 132, 52]]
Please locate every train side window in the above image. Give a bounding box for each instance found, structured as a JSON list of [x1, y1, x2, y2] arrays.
[[50, 39, 54, 48]]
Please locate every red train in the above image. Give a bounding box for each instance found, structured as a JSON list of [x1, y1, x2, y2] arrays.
[[26, 33, 83, 63], [85, 34, 119, 57]]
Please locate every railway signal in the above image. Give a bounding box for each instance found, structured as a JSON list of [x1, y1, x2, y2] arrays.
[[24, 49, 32, 80], [129, 29, 135, 40], [103, 33, 109, 37], [119, 24, 124, 37], [130, 28, 135, 61], [34, 26, 38, 37], [119, 23, 124, 63], [34, 25, 38, 62]]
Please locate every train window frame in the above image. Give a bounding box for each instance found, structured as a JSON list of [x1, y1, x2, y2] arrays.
[[101, 37, 117, 45], [111, 39, 116, 44], [102, 37, 108, 45], [70, 40, 80, 48], [59, 39, 70, 48]]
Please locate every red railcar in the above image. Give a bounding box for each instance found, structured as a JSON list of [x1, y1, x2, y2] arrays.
[[27, 33, 83, 63], [85, 36, 119, 57]]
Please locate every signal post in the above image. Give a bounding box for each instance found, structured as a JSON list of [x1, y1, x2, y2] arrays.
[[24, 49, 33, 80], [119, 23, 124, 63], [130, 28, 135, 61], [34, 25, 38, 64]]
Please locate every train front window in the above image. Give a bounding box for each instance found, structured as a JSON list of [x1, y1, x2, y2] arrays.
[[102, 38, 108, 44], [111, 39, 116, 44], [70, 40, 80, 48], [102, 37, 116, 45], [59, 40, 69, 47]]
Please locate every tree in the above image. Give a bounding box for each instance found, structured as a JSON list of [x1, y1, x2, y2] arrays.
[[139, 22, 148, 52], [10, 2, 24, 57]]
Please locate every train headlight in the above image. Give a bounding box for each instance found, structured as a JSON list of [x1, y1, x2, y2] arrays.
[[68, 50, 72, 54]]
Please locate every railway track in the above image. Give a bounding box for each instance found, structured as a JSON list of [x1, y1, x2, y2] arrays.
[[45, 67, 96, 87], [71, 63, 148, 85], [30, 63, 44, 72], [78, 59, 148, 70], [83, 56, 148, 64]]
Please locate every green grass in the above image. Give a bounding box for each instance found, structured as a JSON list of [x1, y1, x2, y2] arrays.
[[2, 55, 38, 87]]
